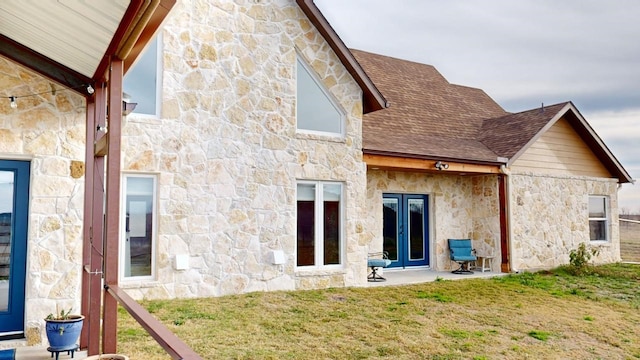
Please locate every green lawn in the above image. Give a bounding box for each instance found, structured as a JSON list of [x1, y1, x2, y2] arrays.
[[117, 263, 640, 359]]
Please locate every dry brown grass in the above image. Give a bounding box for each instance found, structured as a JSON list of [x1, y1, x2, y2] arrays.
[[117, 263, 640, 359]]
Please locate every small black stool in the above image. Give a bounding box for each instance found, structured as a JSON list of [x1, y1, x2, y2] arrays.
[[47, 344, 78, 360]]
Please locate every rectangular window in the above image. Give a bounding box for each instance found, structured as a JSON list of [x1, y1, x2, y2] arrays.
[[588, 196, 608, 242], [123, 35, 162, 116], [296, 55, 345, 136], [121, 174, 157, 279], [296, 182, 343, 267]]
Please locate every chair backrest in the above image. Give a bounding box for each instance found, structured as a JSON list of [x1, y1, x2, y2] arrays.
[[448, 239, 473, 259]]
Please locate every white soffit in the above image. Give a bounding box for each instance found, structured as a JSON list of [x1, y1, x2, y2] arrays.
[[0, 0, 130, 77]]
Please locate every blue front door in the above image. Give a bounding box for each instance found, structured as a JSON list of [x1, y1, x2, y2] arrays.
[[383, 194, 429, 268], [0, 160, 30, 337]]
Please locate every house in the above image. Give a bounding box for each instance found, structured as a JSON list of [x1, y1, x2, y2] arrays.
[[0, 0, 631, 355], [354, 50, 632, 274]]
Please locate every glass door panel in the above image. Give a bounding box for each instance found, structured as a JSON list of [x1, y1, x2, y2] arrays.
[[408, 198, 425, 261], [0, 170, 13, 313], [0, 160, 29, 336], [382, 194, 429, 268], [382, 197, 400, 263]]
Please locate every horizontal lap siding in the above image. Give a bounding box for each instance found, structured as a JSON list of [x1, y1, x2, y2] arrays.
[[511, 117, 611, 178]]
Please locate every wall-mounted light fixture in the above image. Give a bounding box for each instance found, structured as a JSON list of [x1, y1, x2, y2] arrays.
[[122, 100, 138, 116], [435, 161, 449, 170]]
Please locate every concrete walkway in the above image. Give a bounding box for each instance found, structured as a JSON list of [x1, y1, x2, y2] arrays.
[[367, 267, 505, 287], [15, 346, 87, 360]]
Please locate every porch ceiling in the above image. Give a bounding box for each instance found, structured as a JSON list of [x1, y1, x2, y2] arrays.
[[0, 0, 173, 96], [0, 1, 129, 78]]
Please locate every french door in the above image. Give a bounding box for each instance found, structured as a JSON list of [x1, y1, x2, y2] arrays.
[[382, 194, 429, 268], [0, 160, 30, 337]]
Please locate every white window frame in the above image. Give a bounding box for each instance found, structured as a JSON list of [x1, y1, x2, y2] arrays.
[[588, 195, 609, 242], [295, 54, 346, 137], [119, 173, 158, 281], [296, 181, 344, 269], [123, 33, 163, 117]]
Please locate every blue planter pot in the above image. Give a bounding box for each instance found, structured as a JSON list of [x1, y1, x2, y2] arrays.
[[45, 315, 84, 351]]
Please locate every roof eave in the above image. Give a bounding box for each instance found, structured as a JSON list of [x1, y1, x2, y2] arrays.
[[94, 0, 176, 81], [296, 0, 389, 114], [564, 102, 634, 184], [506, 102, 633, 184]]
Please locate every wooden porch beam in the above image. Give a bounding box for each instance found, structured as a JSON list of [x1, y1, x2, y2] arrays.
[[363, 153, 502, 174], [95, 133, 108, 157]]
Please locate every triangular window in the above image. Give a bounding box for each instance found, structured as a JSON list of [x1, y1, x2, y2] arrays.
[[296, 56, 345, 135]]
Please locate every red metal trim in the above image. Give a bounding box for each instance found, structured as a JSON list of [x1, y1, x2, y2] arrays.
[[106, 285, 203, 359], [93, 0, 145, 81], [124, 0, 176, 74], [101, 59, 124, 354]]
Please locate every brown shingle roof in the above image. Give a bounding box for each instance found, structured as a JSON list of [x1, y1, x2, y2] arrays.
[[479, 102, 569, 159], [354, 49, 632, 182], [353, 49, 509, 163]]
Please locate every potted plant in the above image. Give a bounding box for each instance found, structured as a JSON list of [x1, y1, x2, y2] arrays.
[[45, 307, 84, 354]]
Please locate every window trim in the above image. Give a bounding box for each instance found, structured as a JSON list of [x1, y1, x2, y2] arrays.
[[295, 180, 345, 270], [588, 195, 609, 242], [119, 173, 159, 282], [295, 54, 346, 137]]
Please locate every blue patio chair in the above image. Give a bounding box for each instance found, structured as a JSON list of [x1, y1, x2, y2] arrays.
[[367, 251, 392, 282], [448, 239, 477, 274]]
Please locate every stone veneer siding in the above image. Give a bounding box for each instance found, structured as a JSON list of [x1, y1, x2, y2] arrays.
[[0, 0, 369, 344], [0, 56, 86, 345], [120, 0, 368, 299], [366, 170, 501, 271], [508, 172, 620, 271]]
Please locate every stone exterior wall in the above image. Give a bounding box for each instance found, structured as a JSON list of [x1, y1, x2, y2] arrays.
[[120, 0, 368, 299], [0, 0, 369, 344], [365, 170, 501, 271], [509, 172, 620, 271], [0, 56, 86, 345]]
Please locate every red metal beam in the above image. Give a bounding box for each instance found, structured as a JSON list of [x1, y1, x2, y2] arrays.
[[106, 285, 203, 359], [80, 83, 108, 355], [102, 58, 123, 354], [499, 174, 510, 273], [80, 93, 94, 350], [0, 34, 93, 96]]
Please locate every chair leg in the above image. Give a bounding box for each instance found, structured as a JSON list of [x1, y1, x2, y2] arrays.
[[451, 261, 474, 274], [368, 266, 386, 282]]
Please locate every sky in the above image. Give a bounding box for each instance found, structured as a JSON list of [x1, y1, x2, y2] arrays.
[[315, 0, 640, 212]]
